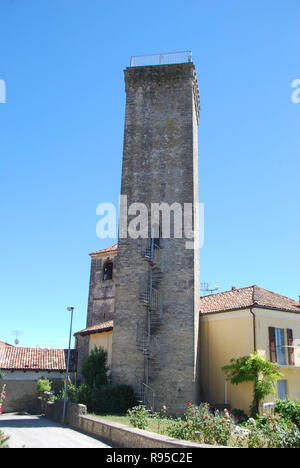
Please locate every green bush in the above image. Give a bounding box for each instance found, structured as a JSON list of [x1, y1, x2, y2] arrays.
[[274, 398, 300, 428], [37, 378, 52, 395], [165, 403, 237, 446], [66, 347, 136, 414], [107, 384, 137, 413], [68, 383, 136, 415], [81, 347, 109, 388], [127, 405, 149, 430], [246, 414, 300, 448]]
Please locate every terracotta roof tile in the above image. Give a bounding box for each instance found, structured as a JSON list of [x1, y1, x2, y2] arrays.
[[89, 244, 118, 257], [200, 285, 300, 315], [0, 346, 77, 372], [74, 320, 114, 336]]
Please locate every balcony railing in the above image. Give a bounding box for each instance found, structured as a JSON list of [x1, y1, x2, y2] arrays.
[[130, 51, 192, 67]]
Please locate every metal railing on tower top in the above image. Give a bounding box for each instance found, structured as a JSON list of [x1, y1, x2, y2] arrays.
[[130, 51, 192, 67]]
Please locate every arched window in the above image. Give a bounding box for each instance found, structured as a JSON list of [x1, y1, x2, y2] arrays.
[[103, 260, 113, 281]]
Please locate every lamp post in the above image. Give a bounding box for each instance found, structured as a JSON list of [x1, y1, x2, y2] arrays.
[[62, 306, 74, 424]]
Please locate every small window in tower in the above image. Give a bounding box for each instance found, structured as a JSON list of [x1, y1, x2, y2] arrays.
[[103, 261, 113, 281]]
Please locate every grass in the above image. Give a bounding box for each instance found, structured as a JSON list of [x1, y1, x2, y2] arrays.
[[88, 413, 170, 435]]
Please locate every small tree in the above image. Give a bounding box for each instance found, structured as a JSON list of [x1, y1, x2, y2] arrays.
[[222, 352, 282, 417], [81, 346, 109, 389], [37, 378, 52, 396]]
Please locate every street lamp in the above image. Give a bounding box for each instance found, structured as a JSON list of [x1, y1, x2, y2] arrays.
[[62, 306, 74, 424]]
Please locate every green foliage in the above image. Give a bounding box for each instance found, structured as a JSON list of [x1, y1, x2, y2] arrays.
[[37, 378, 52, 395], [0, 384, 7, 414], [81, 346, 109, 388], [245, 414, 300, 448], [67, 346, 136, 414], [0, 430, 10, 448], [222, 352, 282, 417], [108, 384, 137, 413], [152, 405, 168, 434], [166, 403, 238, 446], [231, 408, 247, 419], [0, 384, 6, 404], [68, 383, 136, 414], [127, 405, 149, 430], [125, 399, 300, 448], [0, 370, 4, 379], [274, 398, 300, 428]]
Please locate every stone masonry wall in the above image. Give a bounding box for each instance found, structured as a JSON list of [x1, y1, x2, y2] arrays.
[[76, 251, 117, 382], [111, 63, 200, 415]]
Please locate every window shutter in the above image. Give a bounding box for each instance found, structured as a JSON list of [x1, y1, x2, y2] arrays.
[[269, 327, 277, 363], [287, 329, 295, 366]]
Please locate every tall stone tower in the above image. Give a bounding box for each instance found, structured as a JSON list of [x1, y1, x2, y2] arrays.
[[111, 54, 200, 415]]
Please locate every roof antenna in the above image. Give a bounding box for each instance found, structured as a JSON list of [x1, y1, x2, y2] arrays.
[[201, 283, 219, 296]]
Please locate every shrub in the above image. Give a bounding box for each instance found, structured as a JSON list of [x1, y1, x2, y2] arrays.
[[107, 384, 136, 413], [166, 417, 191, 440], [231, 408, 247, 422], [68, 383, 136, 415], [127, 405, 149, 430], [165, 403, 239, 446], [245, 414, 300, 448], [81, 346, 109, 388], [37, 378, 52, 395], [274, 398, 300, 428]]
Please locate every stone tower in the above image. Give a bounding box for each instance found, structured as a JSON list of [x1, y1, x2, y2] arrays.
[[75, 245, 117, 381], [111, 56, 200, 415]]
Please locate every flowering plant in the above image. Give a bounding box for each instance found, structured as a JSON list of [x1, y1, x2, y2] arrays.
[[127, 405, 149, 430], [166, 402, 239, 446], [0, 385, 6, 415], [245, 413, 300, 448], [0, 430, 10, 448]]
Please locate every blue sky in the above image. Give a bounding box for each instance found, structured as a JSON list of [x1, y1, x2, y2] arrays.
[[0, 0, 299, 348]]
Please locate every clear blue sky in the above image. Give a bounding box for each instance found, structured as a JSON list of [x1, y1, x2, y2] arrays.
[[0, 0, 299, 348]]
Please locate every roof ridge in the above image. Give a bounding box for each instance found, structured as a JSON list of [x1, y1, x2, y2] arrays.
[[253, 285, 299, 303]]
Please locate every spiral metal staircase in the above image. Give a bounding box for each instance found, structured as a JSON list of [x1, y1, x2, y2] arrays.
[[135, 237, 163, 409]]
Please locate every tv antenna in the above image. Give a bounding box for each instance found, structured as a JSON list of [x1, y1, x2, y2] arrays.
[[11, 330, 22, 346], [201, 283, 219, 296]]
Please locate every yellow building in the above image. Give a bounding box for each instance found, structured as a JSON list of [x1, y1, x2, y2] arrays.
[[75, 321, 113, 367], [200, 285, 300, 415]]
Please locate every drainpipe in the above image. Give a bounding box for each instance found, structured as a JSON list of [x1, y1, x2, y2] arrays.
[[250, 308, 256, 352]]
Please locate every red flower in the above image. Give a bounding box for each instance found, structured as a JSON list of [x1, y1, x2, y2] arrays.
[[186, 423, 190, 426], [209, 423, 213, 426], [187, 402, 191, 406], [204, 415, 207, 419], [224, 408, 228, 413]]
